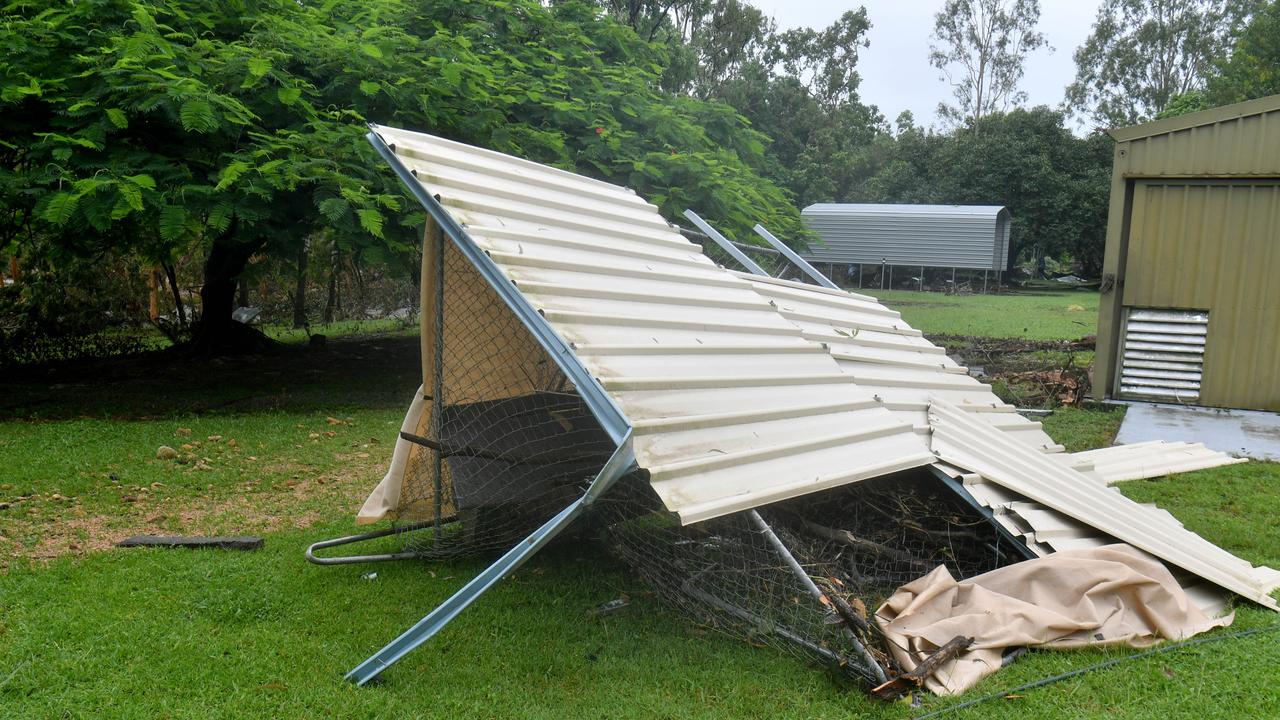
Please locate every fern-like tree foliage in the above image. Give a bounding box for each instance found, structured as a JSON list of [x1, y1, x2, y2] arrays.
[[1, 0, 799, 353]]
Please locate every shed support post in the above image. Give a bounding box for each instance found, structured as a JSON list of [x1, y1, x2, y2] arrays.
[[919, 265, 924, 292], [425, 220, 446, 547], [951, 267, 956, 290], [889, 265, 893, 289], [857, 264, 862, 289], [983, 270, 988, 294]]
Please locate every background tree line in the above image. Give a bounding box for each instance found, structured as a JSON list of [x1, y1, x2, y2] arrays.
[[2, 0, 1278, 359]]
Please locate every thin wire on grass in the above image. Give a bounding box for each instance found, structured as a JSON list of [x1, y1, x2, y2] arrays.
[[912, 622, 1280, 720]]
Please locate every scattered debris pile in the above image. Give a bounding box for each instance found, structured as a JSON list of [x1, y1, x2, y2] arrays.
[[937, 334, 1095, 407]]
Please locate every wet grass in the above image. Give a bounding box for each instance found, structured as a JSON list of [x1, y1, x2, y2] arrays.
[[2, 297, 1278, 719], [871, 288, 1099, 340]]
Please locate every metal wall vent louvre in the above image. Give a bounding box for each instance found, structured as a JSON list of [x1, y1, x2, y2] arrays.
[[1117, 307, 1208, 402]]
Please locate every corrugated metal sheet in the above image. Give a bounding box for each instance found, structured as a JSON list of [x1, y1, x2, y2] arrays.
[[929, 398, 1280, 609], [1095, 95, 1280, 411], [801, 204, 1011, 270], [1116, 307, 1208, 402], [1115, 181, 1280, 410], [1110, 95, 1280, 176], [1062, 441, 1246, 484], [372, 125, 936, 524], [735, 273, 1064, 452]]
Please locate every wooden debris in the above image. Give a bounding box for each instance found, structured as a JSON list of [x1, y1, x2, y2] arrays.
[[870, 634, 974, 700], [116, 535, 264, 551]]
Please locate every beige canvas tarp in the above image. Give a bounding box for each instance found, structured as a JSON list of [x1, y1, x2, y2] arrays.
[[876, 544, 1233, 695]]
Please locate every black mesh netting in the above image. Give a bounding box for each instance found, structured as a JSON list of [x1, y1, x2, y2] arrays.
[[595, 470, 1025, 684], [393, 232, 1024, 684]]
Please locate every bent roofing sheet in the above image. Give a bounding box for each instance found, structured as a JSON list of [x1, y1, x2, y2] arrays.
[[928, 397, 1280, 608], [372, 125, 935, 524], [1061, 441, 1246, 484], [736, 273, 1063, 452]]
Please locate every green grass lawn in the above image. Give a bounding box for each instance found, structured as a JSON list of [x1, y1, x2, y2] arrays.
[[2, 295, 1278, 720], [870, 287, 1099, 340]]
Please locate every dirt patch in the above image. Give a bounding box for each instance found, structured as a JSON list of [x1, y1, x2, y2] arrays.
[[0, 453, 384, 567]]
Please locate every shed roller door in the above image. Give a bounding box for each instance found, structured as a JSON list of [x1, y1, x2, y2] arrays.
[[1117, 308, 1207, 402]]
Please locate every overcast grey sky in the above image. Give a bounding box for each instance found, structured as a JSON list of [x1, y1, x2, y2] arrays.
[[746, 0, 1103, 130]]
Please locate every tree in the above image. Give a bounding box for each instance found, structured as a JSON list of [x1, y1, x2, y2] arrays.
[[864, 108, 1113, 275], [1207, 0, 1280, 102], [1066, 0, 1260, 127], [929, 0, 1049, 131], [2, 0, 803, 353]]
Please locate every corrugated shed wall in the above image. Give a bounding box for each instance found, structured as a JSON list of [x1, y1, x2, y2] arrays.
[[1095, 94, 1280, 411], [1122, 182, 1280, 409], [801, 204, 1010, 270], [1117, 106, 1280, 177]]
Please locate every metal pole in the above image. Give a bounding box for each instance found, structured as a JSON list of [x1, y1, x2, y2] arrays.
[[682, 210, 768, 276], [430, 224, 446, 547], [746, 510, 888, 686], [919, 265, 924, 292], [857, 263, 862, 289], [889, 265, 893, 290], [751, 224, 839, 290], [983, 269, 988, 294], [346, 434, 637, 686]]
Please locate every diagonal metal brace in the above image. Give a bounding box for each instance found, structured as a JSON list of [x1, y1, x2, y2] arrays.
[[752, 224, 841, 290], [682, 209, 769, 276], [345, 431, 636, 686]]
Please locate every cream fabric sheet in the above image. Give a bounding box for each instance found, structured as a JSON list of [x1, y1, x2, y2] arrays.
[[876, 544, 1233, 695]]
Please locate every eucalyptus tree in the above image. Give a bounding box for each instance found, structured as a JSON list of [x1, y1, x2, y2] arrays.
[[1066, 0, 1261, 127], [929, 0, 1050, 132]]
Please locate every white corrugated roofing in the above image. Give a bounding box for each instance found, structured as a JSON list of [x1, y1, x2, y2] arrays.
[[928, 398, 1280, 609], [1061, 441, 1246, 484], [369, 124, 1277, 611], [801, 203, 1011, 271], [372, 125, 936, 524], [735, 273, 1063, 452]]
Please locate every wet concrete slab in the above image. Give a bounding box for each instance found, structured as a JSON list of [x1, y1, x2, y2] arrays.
[[1115, 402, 1280, 462]]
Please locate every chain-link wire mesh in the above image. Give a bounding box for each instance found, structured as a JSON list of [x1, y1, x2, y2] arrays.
[[391, 232, 1023, 685], [596, 470, 1026, 684], [390, 235, 616, 558]]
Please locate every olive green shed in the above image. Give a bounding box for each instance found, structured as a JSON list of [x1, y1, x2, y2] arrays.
[[1095, 95, 1280, 411]]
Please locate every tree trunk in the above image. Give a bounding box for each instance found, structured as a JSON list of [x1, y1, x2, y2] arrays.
[[191, 231, 270, 355], [162, 260, 186, 327], [292, 237, 310, 329], [323, 245, 339, 324], [237, 278, 249, 308]]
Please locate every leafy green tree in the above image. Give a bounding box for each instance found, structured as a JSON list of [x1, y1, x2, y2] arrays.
[[929, 0, 1050, 131], [2, 0, 801, 353], [1066, 0, 1260, 127], [1207, 0, 1280, 102], [864, 108, 1112, 275]]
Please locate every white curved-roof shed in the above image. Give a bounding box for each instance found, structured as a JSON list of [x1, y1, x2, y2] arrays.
[[802, 203, 1011, 271]]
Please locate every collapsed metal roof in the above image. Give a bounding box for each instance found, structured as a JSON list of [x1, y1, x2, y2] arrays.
[[348, 125, 1277, 684], [371, 124, 936, 524]]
